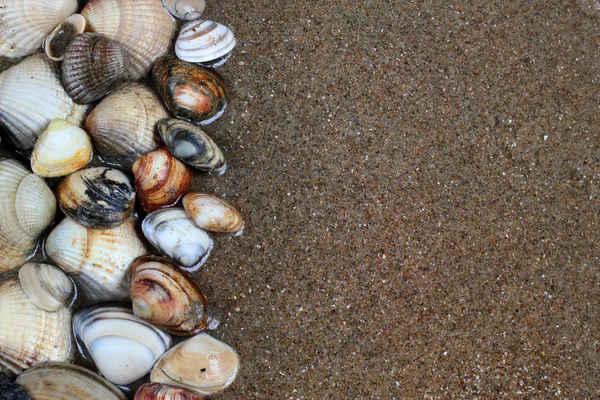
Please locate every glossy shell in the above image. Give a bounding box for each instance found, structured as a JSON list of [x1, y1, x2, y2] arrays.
[[162, 0, 205, 21], [133, 149, 193, 213], [135, 383, 205, 400], [152, 56, 227, 125], [175, 20, 236, 67], [44, 14, 87, 62], [183, 193, 243, 233], [18, 263, 73, 312]]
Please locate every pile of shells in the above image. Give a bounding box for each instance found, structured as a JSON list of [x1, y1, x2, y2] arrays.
[[0, 0, 243, 397]]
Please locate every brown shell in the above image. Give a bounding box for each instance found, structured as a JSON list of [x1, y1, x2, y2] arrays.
[[135, 383, 205, 400], [132, 149, 193, 213], [182, 193, 243, 233]]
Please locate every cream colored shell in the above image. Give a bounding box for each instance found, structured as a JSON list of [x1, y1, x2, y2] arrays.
[[18, 263, 74, 312], [175, 20, 236, 65], [44, 14, 87, 62], [162, 0, 205, 20], [183, 193, 244, 233]]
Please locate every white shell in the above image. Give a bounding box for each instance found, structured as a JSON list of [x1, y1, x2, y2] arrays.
[[44, 14, 87, 62], [18, 263, 73, 312], [163, 0, 205, 20], [175, 20, 236, 66]]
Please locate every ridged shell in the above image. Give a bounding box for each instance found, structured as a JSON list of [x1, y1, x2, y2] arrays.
[[133, 149, 193, 213], [150, 333, 239, 396], [142, 208, 213, 272], [151, 56, 227, 125], [73, 305, 172, 386], [31, 119, 93, 178], [0, 279, 72, 377], [16, 362, 127, 400], [57, 167, 136, 229], [18, 263, 73, 312], [183, 193, 243, 233], [86, 82, 168, 166], [135, 383, 205, 400], [0, 0, 78, 58], [129, 256, 209, 336], [163, 0, 205, 21], [82, 0, 177, 79], [44, 14, 87, 62], [175, 20, 236, 67], [0, 54, 88, 149], [45, 217, 148, 302], [157, 118, 226, 172], [61, 33, 130, 104]]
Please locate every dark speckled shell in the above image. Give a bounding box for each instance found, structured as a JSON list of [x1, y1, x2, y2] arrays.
[[0, 372, 31, 400]]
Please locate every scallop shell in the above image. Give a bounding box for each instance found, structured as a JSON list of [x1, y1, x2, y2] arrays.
[[16, 362, 127, 400], [61, 33, 130, 104], [175, 20, 236, 67], [157, 118, 226, 172], [133, 149, 193, 213], [44, 14, 87, 62], [183, 193, 243, 233], [135, 383, 206, 400], [86, 82, 168, 167], [0, 279, 72, 377], [82, 0, 177, 79], [151, 56, 227, 125], [150, 333, 239, 396], [45, 217, 148, 302], [0, 54, 88, 149], [31, 119, 93, 178], [163, 0, 205, 21], [0, 0, 78, 58], [18, 263, 73, 312]]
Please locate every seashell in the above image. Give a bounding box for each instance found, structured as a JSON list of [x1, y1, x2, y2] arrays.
[[142, 208, 213, 272], [0, 371, 31, 400], [86, 82, 168, 167], [151, 56, 227, 125], [0, 279, 72, 377], [44, 14, 87, 62], [16, 362, 127, 400], [0, 0, 78, 58], [157, 118, 226, 172], [82, 0, 177, 79], [135, 382, 205, 400], [45, 217, 148, 302], [183, 193, 243, 233], [57, 167, 136, 229], [133, 149, 193, 213], [31, 119, 93, 178], [162, 0, 205, 21], [0, 155, 57, 273], [150, 333, 239, 396], [129, 256, 209, 336], [18, 263, 73, 312], [175, 20, 236, 67], [0, 54, 88, 149], [73, 305, 172, 386], [61, 33, 130, 104]]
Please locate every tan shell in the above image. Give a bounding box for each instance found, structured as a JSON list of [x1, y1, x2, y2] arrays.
[[18, 263, 74, 312], [44, 14, 87, 62], [183, 193, 243, 233], [135, 383, 205, 400]]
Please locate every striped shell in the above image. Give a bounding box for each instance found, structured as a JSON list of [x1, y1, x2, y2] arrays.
[[175, 20, 236, 67], [162, 0, 205, 21], [18, 263, 73, 312], [44, 14, 87, 62], [135, 383, 206, 400], [183, 193, 243, 233]]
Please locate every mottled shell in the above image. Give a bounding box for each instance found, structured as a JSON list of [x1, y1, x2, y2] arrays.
[[86, 82, 168, 167], [31, 119, 93, 178], [0, 0, 78, 58], [16, 362, 127, 400], [183, 193, 243, 233], [18, 263, 73, 312], [151, 333, 239, 396], [135, 383, 205, 400], [45, 217, 148, 302], [152, 56, 227, 125], [129, 256, 209, 336], [0, 54, 88, 149], [133, 149, 193, 213], [157, 118, 226, 172], [175, 20, 236, 67], [61, 33, 130, 104], [0, 279, 72, 377], [82, 0, 177, 79], [163, 0, 205, 21], [44, 14, 87, 62]]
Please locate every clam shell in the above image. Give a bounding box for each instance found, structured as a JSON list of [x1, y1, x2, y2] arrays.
[[162, 0, 205, 21], [45, 217, 148, 302], [16, 362, 127, 400], [57, 167, 136, 229], [183, 193, 243, 233], [61, 33, 130, 104], [82, 0, 177, 79], [44, 14, 87, 62], [73, 305, 172, 386], [0, 279, 72, 377], [157, 118, 226, 172], [175, 20, 236, 67], [135, 383, 205, 400], [31, 119, 93, 178], [142, 208, 213, 272], [129, 256, 209, 336], [0, 0, 78, 58], [0, 54, 88, 149], [86, 82, 168, 167], [18, 263, 73, 312], [150, 333, 239, 396], [133, 149, 193, 213], [151, 56, 227, 125]]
